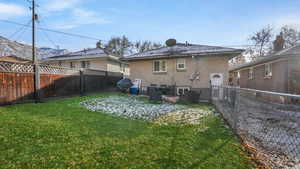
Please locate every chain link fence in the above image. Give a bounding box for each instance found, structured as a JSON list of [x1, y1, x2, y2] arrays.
[[211, 85, 300, 169]]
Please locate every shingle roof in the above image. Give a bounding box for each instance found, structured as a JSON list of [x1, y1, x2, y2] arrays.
[[121, 43, 244, 61], [44, 48, 110, 61], [229, 43, 300, 72]]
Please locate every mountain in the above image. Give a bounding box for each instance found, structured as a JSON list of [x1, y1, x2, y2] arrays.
[[38, 47, 69, 59], [0, 36, 68, 60]]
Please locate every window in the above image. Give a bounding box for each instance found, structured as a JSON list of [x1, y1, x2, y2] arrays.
[[81, 61, 90, 68], [153, 60, 167, 73], [265, 63, 272, 77], [58, 61, 62, 67], [70, 62, 75, 68], [248, 68, 254, 79], [120, 63, 126, 72], [237, 71, 240, 79], [177, 87, 190, 96], [176, 58, 186, 70]]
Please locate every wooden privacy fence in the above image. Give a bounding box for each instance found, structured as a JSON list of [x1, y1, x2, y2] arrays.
[[0, 61, 123, 105]]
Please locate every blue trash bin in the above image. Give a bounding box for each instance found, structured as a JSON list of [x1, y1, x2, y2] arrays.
[[130, 87, 139, 95]]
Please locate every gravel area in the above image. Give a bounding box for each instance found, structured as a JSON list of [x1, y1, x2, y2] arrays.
[[81, 96, 188, 121], [155, 108, 214, 125]]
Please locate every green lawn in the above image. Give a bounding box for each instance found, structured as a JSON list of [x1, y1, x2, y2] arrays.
[[0, 94, 254, 169]]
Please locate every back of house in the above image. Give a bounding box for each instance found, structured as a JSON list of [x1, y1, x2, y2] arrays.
[[121, 39, 244, 97]]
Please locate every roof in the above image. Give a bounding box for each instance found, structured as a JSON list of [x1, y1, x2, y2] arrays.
[[230, 43, 300, 72], [0, 55, 31, 63], [121, 43, 244, 61], [43, 48, 119, 61]]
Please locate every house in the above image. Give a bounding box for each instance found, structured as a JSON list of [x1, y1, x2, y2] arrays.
[[0, 55, 31, 63], [42, 47, 129, 76], [229, 35, 300, 96], [121, 39, 244, 96]]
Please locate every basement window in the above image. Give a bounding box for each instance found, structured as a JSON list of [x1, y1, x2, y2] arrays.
[[177, 87, 190, 96]]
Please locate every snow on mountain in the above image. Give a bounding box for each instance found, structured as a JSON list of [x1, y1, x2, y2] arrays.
[[0, 36, 68, 60], [38, 47, 69, 59]]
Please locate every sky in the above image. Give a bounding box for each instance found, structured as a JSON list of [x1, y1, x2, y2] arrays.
[[0, 0, 300, 51]]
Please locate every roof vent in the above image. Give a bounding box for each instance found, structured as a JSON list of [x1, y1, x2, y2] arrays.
[[166, 39, 177, 47]]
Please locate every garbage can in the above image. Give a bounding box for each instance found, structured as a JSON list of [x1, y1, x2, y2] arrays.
[[130, 87, 139, 95], [130, 79, 141, 95]]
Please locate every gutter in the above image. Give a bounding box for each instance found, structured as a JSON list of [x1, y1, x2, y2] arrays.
[[229, 54, 299, 72], [121, 50, 244, 61]]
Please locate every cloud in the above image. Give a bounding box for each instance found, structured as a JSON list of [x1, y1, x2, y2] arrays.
[[47, 0, 80, 11], [273, 15, 300, 29], [0, 3, 27, 18], [52, 8, 109, 30]]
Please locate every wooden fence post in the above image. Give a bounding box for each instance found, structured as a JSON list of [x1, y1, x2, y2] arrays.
[[34, 64, 41, 102]]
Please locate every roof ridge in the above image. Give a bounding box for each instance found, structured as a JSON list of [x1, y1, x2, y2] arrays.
[[275, 43, 300, 55]]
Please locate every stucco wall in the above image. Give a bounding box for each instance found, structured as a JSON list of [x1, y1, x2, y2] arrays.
[[128, 55, 230, 88]]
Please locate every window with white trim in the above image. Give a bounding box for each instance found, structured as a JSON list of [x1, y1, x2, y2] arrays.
[[120, 63, 126, 72], [248, 68, 254, 79], [153, 60, 167, 73], [58, 61, 62, 67], [237, 71, 240, 79], [265, 63, 272, 77], [70, 62, 75, 68], [177, 87, 190, 96], [81, 61, 90, 68], [176, 58, 186, 70]]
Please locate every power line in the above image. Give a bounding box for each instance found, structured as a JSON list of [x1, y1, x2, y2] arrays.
[[14, 23, 30, 41], [9, 20, 32, 39], [1, 19, 262, 48], [0, 19, 105, 42], [37, 21, 58, 48]]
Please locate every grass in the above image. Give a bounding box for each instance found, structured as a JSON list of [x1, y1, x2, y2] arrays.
[[0, 93, 254, 169]]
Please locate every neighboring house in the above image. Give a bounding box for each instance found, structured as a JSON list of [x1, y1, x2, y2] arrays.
[[229, 39, 300, 95], [121, 40, 244, 96], [0, 55, 31, 63], [42, 47, 129, 75]]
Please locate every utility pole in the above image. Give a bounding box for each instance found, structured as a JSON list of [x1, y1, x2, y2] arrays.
[[32, 0, 40, 102]]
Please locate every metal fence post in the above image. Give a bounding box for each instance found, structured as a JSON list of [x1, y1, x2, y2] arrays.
[[80, 69, 85, 96], [233, 87, 240, 132]]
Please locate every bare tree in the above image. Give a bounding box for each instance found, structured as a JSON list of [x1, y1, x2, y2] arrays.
[[104, 36, 163, 57], [280, 25, 300, 48], [134, 41, 162, 53], [104, 35, 132, 57], [249, 25, 273, 57]]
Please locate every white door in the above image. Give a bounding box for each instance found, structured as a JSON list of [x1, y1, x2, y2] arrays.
[[210, 73, 224, 100], [210, 73, 224, 86]]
